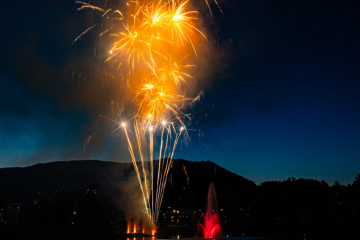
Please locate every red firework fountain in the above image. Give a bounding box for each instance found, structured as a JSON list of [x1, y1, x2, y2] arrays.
[[199, 183, 221, 238]]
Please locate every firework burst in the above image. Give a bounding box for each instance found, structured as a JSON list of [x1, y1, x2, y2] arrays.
[[75, 0, 221, 229], [158, 54, 195, 86]]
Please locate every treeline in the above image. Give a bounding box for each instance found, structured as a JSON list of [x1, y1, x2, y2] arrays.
[[219, 174, 360, 239]]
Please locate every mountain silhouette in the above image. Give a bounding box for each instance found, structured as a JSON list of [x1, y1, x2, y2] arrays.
[[1, 159, 359, 240], [0, 159, 255, 207]]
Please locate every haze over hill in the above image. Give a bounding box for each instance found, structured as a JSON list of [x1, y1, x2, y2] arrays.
[[0, 159, 255, 212]]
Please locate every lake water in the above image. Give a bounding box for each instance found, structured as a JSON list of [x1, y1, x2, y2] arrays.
[[126, 237, 276, 240]]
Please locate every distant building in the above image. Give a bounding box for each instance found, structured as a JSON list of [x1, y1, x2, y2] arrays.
[[6, 203, 23, 224]]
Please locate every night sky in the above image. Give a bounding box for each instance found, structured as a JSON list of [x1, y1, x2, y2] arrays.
[[1, 0, 359, 184]]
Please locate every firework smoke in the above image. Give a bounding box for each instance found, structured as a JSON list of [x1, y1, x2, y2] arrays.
[[75, 0, 221, 228]]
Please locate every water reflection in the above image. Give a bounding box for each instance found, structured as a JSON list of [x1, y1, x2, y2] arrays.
[[127, 237, 273, 240]]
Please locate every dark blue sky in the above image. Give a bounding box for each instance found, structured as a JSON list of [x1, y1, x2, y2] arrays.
[[1, 0, 359, 184]]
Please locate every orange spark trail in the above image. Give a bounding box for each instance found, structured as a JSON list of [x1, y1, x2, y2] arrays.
[[75, 0, 221, 227]]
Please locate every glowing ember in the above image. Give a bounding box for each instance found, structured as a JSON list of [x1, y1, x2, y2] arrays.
[[127, 221, 131, 234], [133, 221, 137, 233]]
